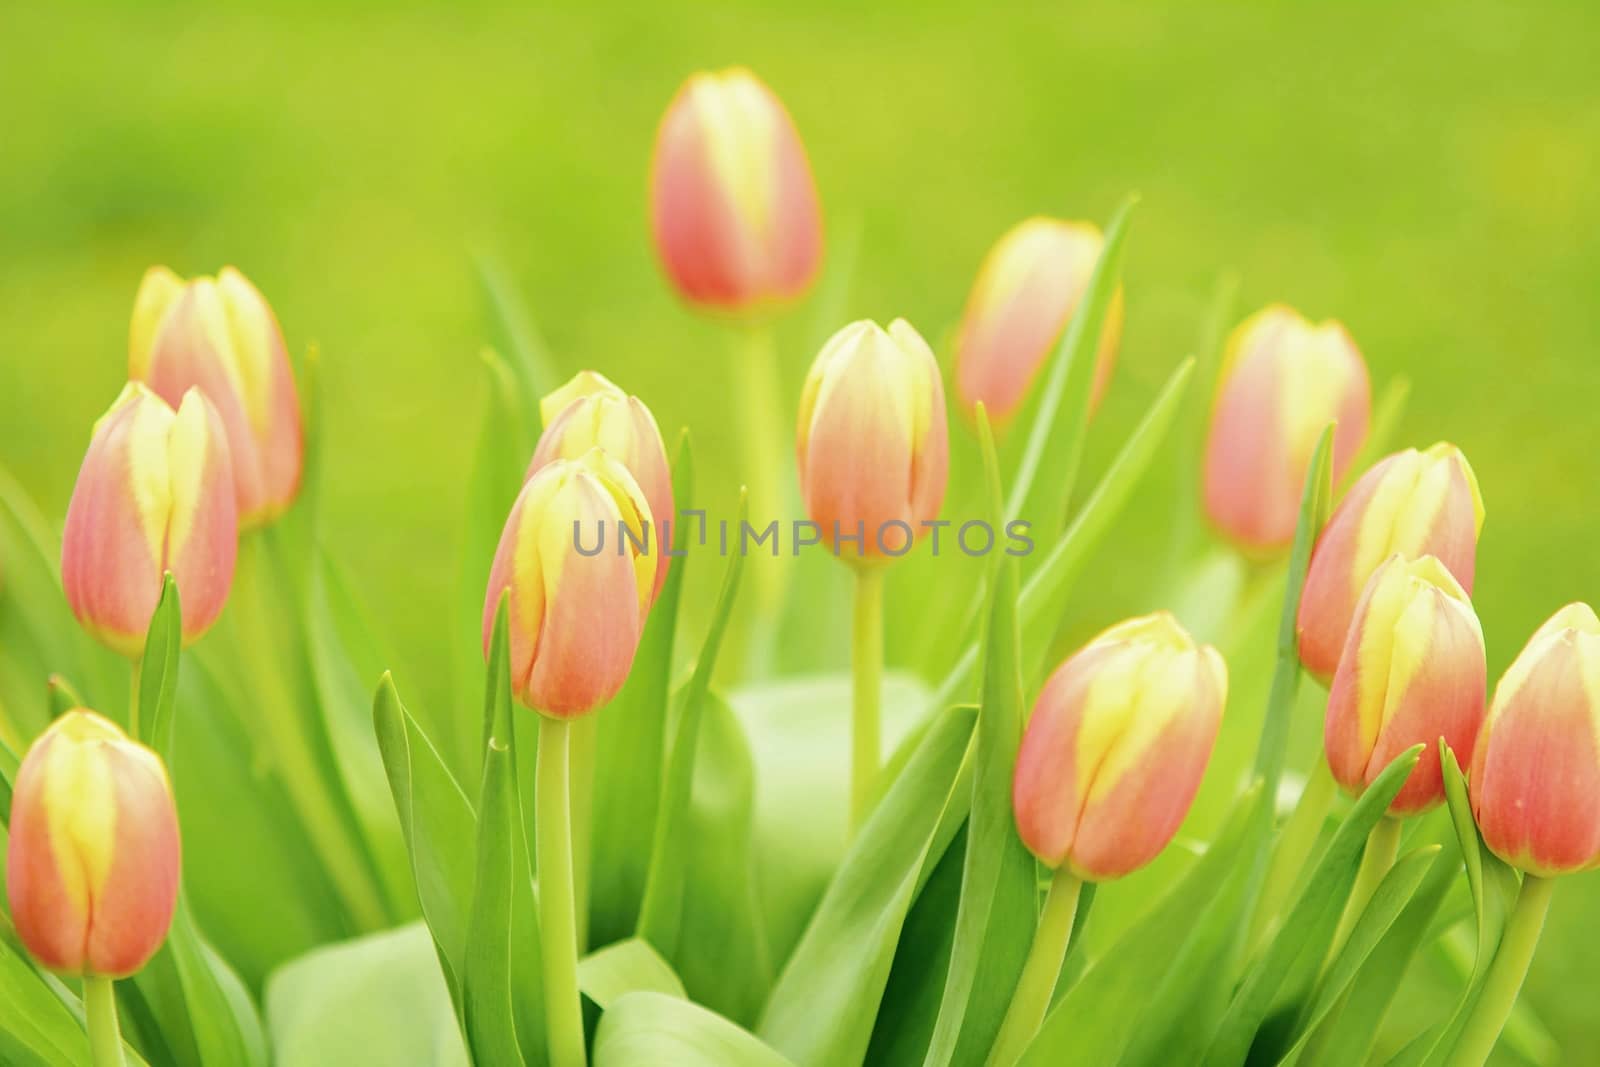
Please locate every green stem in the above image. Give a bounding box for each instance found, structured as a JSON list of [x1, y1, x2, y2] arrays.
[[1448, 875, 1555, 1067], [1327, 814, 1403, 967], [127, 660, 142, 742], [82, 976, 124, 1067], [1247, 759, 1337, 955], [851, 567, 884, 831], [537, 715, 586, 1067], [733, 325, 789, 633], [569, 714, 597, 954], [986, 869, 1083, 1067]]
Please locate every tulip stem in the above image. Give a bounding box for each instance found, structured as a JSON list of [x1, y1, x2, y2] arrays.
[[1327, 814, 1403, 967], [537, 715, 587, 1067], [1248, 758, 1338, 956], [732, 324, 790, 667], [569, 713, 596, 953], [985, 868, 1083, 1067], [83, 976, 124, 1067], [127, 661, 142, 742], [1448, 874, 1555, 1067], [851, 567, 884, 831]]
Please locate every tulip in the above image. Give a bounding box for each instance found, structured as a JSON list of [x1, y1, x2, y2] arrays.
[[1297, 443, 1484, 679], [1324, 554, 1486, 815], [482, 449, 655, 718], [1470, 603, 1600, 875], [529, 371, 674, 600], [5, 710, 180, 978], [1013, 611, 1228, 881], [1203, 304, 1371, 551], [796, 319, 949, 562], [649, 67, 823, 311], [61, 384, 238, 657], [954, 217, 1123, 426], [130, 265, 303, 527]]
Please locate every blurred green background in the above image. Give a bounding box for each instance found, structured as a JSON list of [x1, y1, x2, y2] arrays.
[[2, 1, 1597, 1059]]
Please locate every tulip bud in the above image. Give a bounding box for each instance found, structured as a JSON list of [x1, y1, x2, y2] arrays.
[[1324, 555, 1486, 815], [954, 217, 1123, 426], [529, 372, 675, 601], [1203, 305, 1371, 551], [5, 710, 180, 978], [1470, 604, 1600, 875], [649, 67, 823, 311], [1013, 612, 1227, 881], [61, 384, 238, 657], [1296, 443, 1484, 679], [796, 319, 949, 562], [130, 265, 304, 527], [483, 450, 655, 717]]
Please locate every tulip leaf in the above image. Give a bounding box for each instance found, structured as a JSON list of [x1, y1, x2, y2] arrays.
[[579, 939, 687, 1010], [1168, 272, 1239, 560], [132, 899, 268, 1067], [592, 432, 694, 946], [930, 355, 1195, 712], [921, 407, 1038, 1067], [1200, 744, 1424, 1066], [1352, 376, 1412, 481], [45, 675, 85, 719], [265, 923, 469, 1067], [373, 673, 477, 1016], [595, 991, 796, 1067], [636, 488, 748, 958], [0, 931, 93, 1067], [1004, 194, 1136, 533], [137, 573, 181, 758], [1017, 780, 1265, 1066], [757, 704, 977, 1067], [474, 252, 561, 427], [0, 733, 16, 825]]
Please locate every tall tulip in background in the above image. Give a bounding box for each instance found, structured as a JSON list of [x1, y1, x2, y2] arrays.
[[992, 612, 1227, 1067], [6, 710, 181, 1067], [1298, 443, 1484, 678], [1203, 304, 1371, 552], [796, 318, 949, 829], [61, 383, 238, 664], [955, 217, 1123, 426], [130, 265, 304, 528], [483, 449, 656, 1067]]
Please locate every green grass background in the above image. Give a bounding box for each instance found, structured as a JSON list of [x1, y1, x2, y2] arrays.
[[2, 1, 1597, 1058]]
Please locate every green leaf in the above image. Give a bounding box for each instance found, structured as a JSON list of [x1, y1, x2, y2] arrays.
[[591, 433, 693, 946], [636, 489, 748, 958], [0, 733, 16, 825], [1019, 781, 1265, 1066], [758, 704, 977, 1067], [579, 939, 687, 1010], [0, 935, 90, 1067], [1004, 194, 1137, 532], [265, 923, 469, 1067], [137, 574, 181, 758], [474, 252, 561, 425], [44, 675, 84, 719], [373, 673, 477, 1014], [922, 408, 1037, 1067], [131, 900, 268, 1067], [595, 992, 795, 1067], [1350, 376, 1412, 481], [1201, 745, 1424, 1066]]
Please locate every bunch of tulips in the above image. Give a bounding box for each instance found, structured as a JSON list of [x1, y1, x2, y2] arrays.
[[0, 64, 1593, 1067]]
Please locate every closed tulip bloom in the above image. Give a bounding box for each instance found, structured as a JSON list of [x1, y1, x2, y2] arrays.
[[1296, 443, 1484, 679], [483, 450, 655, 717], [130, 265, 303, 527], [528, 371, 674, 600], [796, 319, 949, 561], [1013, 613, 1227, 881], [1203, 305, 1371, 551], [954, 217, 1123, 426], [1324, 555, 1486, 814], [650, 67, 823, 311], [5, 710, 180, 978], [61, 384, 238, 657], [1470, 604, 1600, 875]]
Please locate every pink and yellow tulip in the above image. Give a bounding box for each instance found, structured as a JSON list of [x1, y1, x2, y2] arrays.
[[5, 710, 180, 978], [1203, 304, 1371, 551], [529, 371, 674, 600], [483, 450, 655, 717], [1013, 612, 1227, 881], [61, 384, 238, 657], [1297, 443, 1484, 679], [130, 265, 304, 527], [1470, 604, 1600, 875], [954, 217, 1122, 426], [649, 67, 823, 312], [796, 319, 949, 561], [1324, 554, 1486, 815]]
